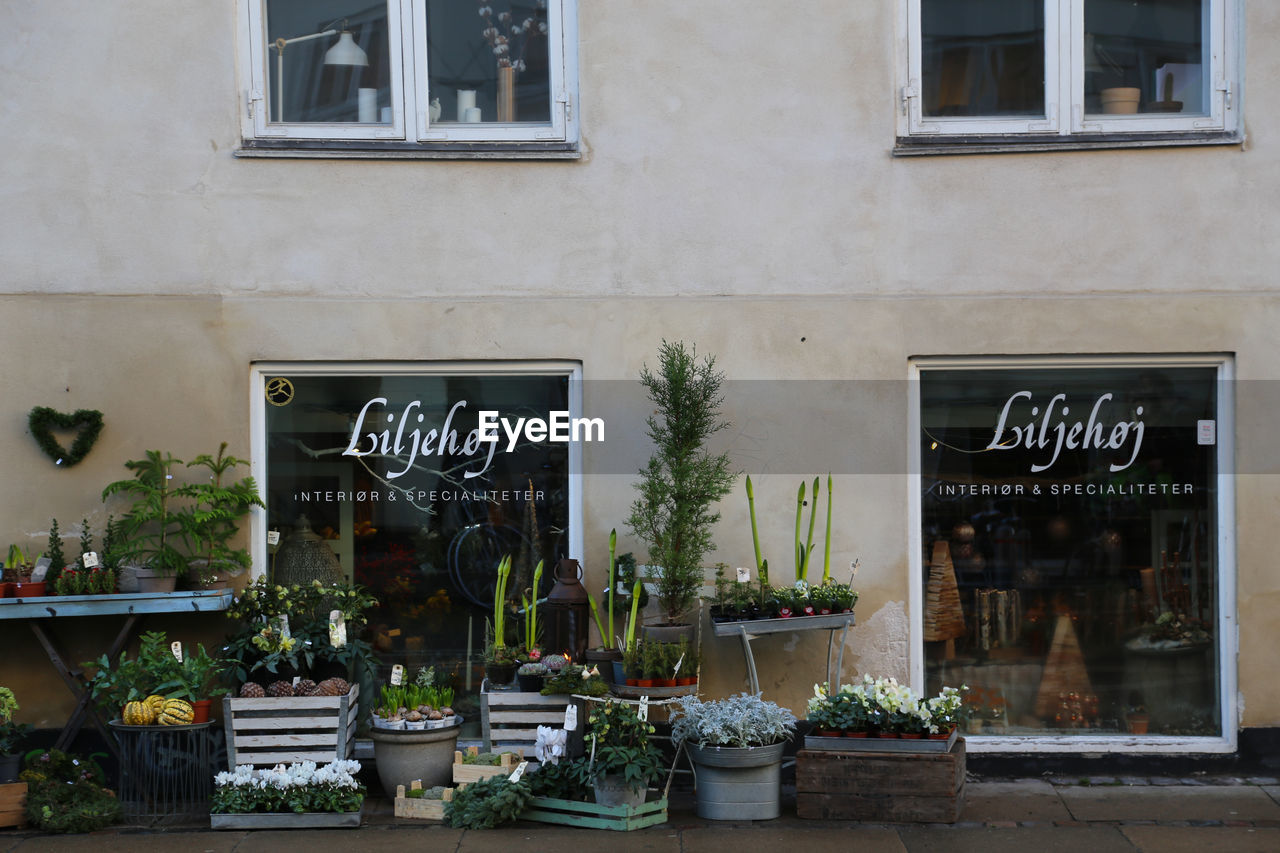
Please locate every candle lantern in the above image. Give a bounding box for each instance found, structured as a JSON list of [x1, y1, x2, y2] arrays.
[[543, 558, 590, 661]]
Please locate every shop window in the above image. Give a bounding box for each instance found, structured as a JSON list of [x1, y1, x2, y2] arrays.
[[914, 357, 1232, 747], [253, 364, 580, 732], [238, 0, 578, 154], [899, 1, 1240, 147]]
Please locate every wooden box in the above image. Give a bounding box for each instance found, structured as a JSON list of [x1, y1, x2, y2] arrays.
[[521, 794, 667, 831], [481, 685, 578, 754], [0, 782, 26, 829], [452, 747, 520, 786], [393, 782, 453, 821], [222, 684, 359, 767], [796, 737, 965, 823]]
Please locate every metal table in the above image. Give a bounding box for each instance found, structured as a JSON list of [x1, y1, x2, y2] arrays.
[[712, 612, 856, 695], [0, 590, 233, 758]]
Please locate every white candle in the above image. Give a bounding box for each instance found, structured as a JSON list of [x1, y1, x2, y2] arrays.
[[463, 107, 482, 123], [358, 88, 378, 123], [456, 88, 477, 120]]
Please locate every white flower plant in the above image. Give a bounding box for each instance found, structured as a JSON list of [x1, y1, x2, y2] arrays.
[[809, 677, 969, 736], [212, 760, 364, 814]]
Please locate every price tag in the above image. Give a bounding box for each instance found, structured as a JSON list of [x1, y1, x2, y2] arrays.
[[82, 551, 101, 569], [31, 558, 50, 583], [171, 641, 183, 663], [638, 696, 649, 721], [390, 664, 405, 686], [267, 530, 281, 546], [329, 610, 347, 648], [563, 705, 578, 731], [736, 566, 750, 583], [508, 760, 529, 784], [672, 653, 685, 675]]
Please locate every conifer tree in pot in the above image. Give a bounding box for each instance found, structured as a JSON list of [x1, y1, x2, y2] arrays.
[[626, 340, 737, 639]]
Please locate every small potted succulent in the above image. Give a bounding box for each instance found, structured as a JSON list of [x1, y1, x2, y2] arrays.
[[517, 661, 548, 692]]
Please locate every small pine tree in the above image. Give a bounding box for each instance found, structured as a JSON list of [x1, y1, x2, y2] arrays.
[[46, 518, 66, 580], [78, 518, 94, 569]]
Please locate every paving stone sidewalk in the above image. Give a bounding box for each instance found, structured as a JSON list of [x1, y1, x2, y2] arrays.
[[2, 777, 1279, 852]]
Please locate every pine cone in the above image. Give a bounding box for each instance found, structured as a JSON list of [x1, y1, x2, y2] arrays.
[[293, 679, 318, 696], [239, 682, 266, 698], [315, 677, 351, 696], [266, 680, 295, 698]]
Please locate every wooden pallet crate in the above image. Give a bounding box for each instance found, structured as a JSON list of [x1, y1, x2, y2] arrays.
[[796, 737, 966, 823], [452, 747, 520, 786], [480, 685, 578, 754], [521, 794, 668, 831], [222, 684, 358, 767], [393, 782, 453, 821], [0, 782, 26, 829]]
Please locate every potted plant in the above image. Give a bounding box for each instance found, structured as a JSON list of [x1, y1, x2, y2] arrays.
[[670, 692, 796, 820], [181, 443, 265, 588], [18, 750, 121, 833], [484, 555, 519, 686], [160, 644, 230, 723], [517, 661, 548, 692], [583, 699, 667, 808], [211, 760, 364, 828], [626, 340, 737, 642], [83, 630, 183, 719], [584, 530, 626, 677], [0, 688, 31, 783]]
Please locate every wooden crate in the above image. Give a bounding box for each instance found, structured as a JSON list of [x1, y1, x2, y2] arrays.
[[796, 737, 966, 823], [481, 685, 578, 754], [393, 782, 453, 821], [521, 794, 667, 831], [0, 782, 26, 829], [452, 747, 520, 786], [222, 684, 358, 767]]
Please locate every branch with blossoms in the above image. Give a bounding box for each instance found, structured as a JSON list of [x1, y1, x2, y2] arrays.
[[477, 0, 548, 72]]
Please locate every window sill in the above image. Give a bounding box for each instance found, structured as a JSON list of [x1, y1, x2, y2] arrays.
[[893, 130, 1243, 157], [235, 139, 581, 161]]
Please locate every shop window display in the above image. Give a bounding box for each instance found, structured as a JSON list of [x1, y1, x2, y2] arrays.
[[918, 361, 1224, 738], [261, 369, 574, 732]]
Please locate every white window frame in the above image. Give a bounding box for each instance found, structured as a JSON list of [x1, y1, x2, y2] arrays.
[[899, 0, 1240, 141], [248, 361, 585, 581], [907, 354, 1237, 754], [238, 1, 578, 149]]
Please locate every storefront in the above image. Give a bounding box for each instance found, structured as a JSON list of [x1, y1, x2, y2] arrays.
[[911, 355, 1235, 752]]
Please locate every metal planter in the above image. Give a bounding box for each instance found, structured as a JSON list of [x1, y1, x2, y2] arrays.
[[687, 741, 786, 821]]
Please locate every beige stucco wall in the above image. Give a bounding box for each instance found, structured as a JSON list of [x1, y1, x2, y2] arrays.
[[1, 2, 1278, 737]]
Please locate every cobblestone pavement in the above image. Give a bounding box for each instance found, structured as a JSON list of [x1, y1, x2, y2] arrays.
[[3, 776, 1279, 852]]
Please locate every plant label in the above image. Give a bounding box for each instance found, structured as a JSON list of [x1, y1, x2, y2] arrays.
[[276, 615, 291, 639], [329, 610, 347, 648], [171, 641, 183, 663], [267, 530, 281, 546], [390, 664, 404, 686], [31, 557, 50, 583], [508, 761, 529, 783], [736, 566, 750, 582], [638, 696, 649, 721], [82, 551, 100, 569], [673, 653, 684, 675], [563, 705, 578, 731]]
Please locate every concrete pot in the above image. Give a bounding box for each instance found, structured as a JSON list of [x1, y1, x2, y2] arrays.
[[592, 773, 647, 809], [687, 741, 785, 820], [369, 725, 460, 796]]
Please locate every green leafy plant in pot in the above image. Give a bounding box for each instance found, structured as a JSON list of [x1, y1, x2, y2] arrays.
[[626, 340, 737, 639], [0, 687, 32, 782], [583, 698, 666, 807]]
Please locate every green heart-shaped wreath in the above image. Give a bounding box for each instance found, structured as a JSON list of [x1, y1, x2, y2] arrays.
[[28, 406, 104, 467]]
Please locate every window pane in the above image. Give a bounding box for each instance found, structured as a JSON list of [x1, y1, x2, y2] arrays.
[[921, 0, 1045, 117], [920, 366, 1221, 738], [265, 372, 572, 735], [426, 0, 552, 124], [265, 1, 392, 124], [1085, 0, 1206, 116]]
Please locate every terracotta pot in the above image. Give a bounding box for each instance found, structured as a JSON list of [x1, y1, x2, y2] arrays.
[[677, 676, 697, 686], [877, 732, 899, 739], [812, 729, 840, 738], [0, 582, 13, 597], [844, 731, 868, 738], [192, 699, 214, 724], [900, 733, 924, 739], [636, 678, 655, 688], [1101, 86, 1141, 114], [626, 678, 640, 686], [657, 678, 677, 688], [14, 581, 47, 598]]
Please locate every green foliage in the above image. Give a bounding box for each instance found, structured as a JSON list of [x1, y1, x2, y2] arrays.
[[527, 758, 591, 801], [184, 443, 266, 578], [443, 774, 533, 829], [82, 630, 181, 714], [626, 340, 737, 624], [46, 519, 65, 581], [0, 687, 31, 754], [584, 699, 666, 792], [26, 407, 103, 468], [21, 750, 121, 833], [101, 449, 188, 574]]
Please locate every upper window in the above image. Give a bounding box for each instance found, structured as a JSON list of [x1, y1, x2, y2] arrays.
[[239, 1, 578, 154], [900, 1, 1239, 145]]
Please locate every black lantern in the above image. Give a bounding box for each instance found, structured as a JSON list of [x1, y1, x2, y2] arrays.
[[543, 558, 590, 661]]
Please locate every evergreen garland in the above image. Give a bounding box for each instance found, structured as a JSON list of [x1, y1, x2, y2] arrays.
[[27, 407, 104, 467], [443, 774, 533, 829]]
